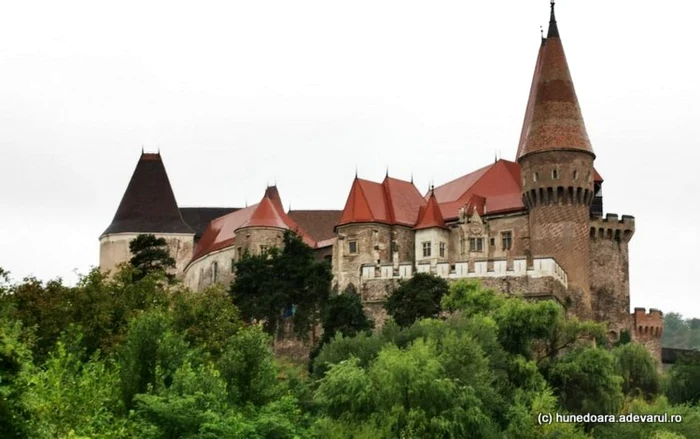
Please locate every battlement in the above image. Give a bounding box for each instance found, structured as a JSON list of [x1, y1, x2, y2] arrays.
[[590, 213, 635, 242], [360, 257, 568, 289], [632, 307, 664, 338]]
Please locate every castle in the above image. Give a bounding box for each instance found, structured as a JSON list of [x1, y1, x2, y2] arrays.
[[99, 3, 663, 359]]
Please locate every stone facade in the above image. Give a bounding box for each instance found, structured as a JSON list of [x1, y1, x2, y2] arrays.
[[631, 307, 664, 363], [100, 232, 194, 276], [589, 214, 635, 335]]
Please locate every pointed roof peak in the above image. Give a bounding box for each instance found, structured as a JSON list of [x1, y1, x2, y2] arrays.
[[548, 1, 560, 38], [415, 189, 446, 231], [516, 2, 594, 161], [101, 152, 192, 237], [263, 185, 284, 211]]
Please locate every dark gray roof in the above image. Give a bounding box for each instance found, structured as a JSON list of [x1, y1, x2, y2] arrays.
[[101, 153, 194, 237]]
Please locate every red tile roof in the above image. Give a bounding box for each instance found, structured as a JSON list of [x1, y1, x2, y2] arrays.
[[431, 160, 524, 219], [516, 6, 594, 161], [288, 210, 342, 242], [383, 177, 428, 226], [337, 176, 426, 228], [238, 196, 289, 230], [414, 191, 447, 230], [189, 187, 316, 265], [190, 204, 258, 263]]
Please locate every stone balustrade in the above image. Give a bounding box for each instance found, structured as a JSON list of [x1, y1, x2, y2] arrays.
[[360, 257, 568, 289]]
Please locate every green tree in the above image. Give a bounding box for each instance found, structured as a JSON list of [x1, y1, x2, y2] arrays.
[[612, 342, 660, 398], [230, 230, 332, 338], [20, 333, 142, 439], [384, 273, 448, 327], [170, 285, 242, 359], [546, 347, 624, 416], [129, 234, 176, 282], [664, 350, 700, 405], [0, 317, 32, 438], [118, 311, 190, 409], [320, 288, 374, 345]]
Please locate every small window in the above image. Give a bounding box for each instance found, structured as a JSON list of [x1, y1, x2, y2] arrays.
[[439, 242, 446, 258], [552, 169, 559, 179], [587, 172, 592, 183], [237, 247, 243, 259], [348, 240, 358, 254], [422, 241, 431, 258], [469, 237, 484, 252], [533, 172, 538, 182], [231, 259, 235, 272], [490, 237, 495, 246], [573, 170, 579, 180], [260, 245, 269, 254], [212, 261, 218, 282], [501, 231, 513, 251]]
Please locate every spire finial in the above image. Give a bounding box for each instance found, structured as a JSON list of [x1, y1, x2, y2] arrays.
[[547, 0, 559, 38], [141, 145, 144, 154], [355, 165, 358, 179], [385, 166, 389, 178], [410, 170, 414, 184]]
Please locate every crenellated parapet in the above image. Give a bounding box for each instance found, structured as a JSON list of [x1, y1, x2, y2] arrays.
[[632, 307, 664, 339], [589, 213, 635, 243]]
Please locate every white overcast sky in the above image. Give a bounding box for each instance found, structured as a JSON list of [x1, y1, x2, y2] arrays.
[[1, 1, 698, 317]]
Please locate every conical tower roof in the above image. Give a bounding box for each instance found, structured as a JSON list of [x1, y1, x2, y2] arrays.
[[101, 152, 193, 237], [517, 2, 594, 161], [415, 189, 447, 230]]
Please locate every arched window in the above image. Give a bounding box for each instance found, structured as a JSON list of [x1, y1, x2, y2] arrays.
[[552, 169, 559, 179]]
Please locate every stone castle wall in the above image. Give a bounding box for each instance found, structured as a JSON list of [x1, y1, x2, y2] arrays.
[[520, 150, 596, 320], [99, 232, 194, 276], [333, 223, 392, 291], [631, 307, 663, 363], [589, 214, 635, 336]]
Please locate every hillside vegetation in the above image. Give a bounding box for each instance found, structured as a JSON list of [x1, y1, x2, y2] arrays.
[[1, 233, 699, 438]]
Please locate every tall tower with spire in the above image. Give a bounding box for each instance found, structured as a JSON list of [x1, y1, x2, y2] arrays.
[[518, 1, 596, 318], [99, 152, 195, 275]]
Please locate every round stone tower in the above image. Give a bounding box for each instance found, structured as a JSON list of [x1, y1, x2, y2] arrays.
[[517, 2, 596, 317]]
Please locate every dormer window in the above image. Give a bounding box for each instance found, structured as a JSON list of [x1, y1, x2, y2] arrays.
[[552, 169, 559, 179]]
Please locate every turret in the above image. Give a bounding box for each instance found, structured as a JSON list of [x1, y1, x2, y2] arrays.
[[517, 2, 595, 317], [99, 152, 194, 275], [632, 307, 664, 362], [414, 187, 449, 268]]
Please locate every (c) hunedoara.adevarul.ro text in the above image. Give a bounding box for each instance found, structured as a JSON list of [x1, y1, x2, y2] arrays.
[[537, 413, 683, 425]]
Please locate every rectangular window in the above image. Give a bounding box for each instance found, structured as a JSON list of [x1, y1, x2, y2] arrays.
[[439, 242, 446, 258], [502, 231, 513, 250], [348, 240, 358, 254], [469, 237, 484, 252], [231, 259, 235, 273], [212, 261, 218, 282], [237, 247, 243, 259], [260, 245, 269, 254], [422, 241, 431, 258]]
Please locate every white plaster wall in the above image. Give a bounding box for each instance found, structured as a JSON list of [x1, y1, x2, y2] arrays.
[[99, 233, 194, 276], [414, 228, 450, 265]]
